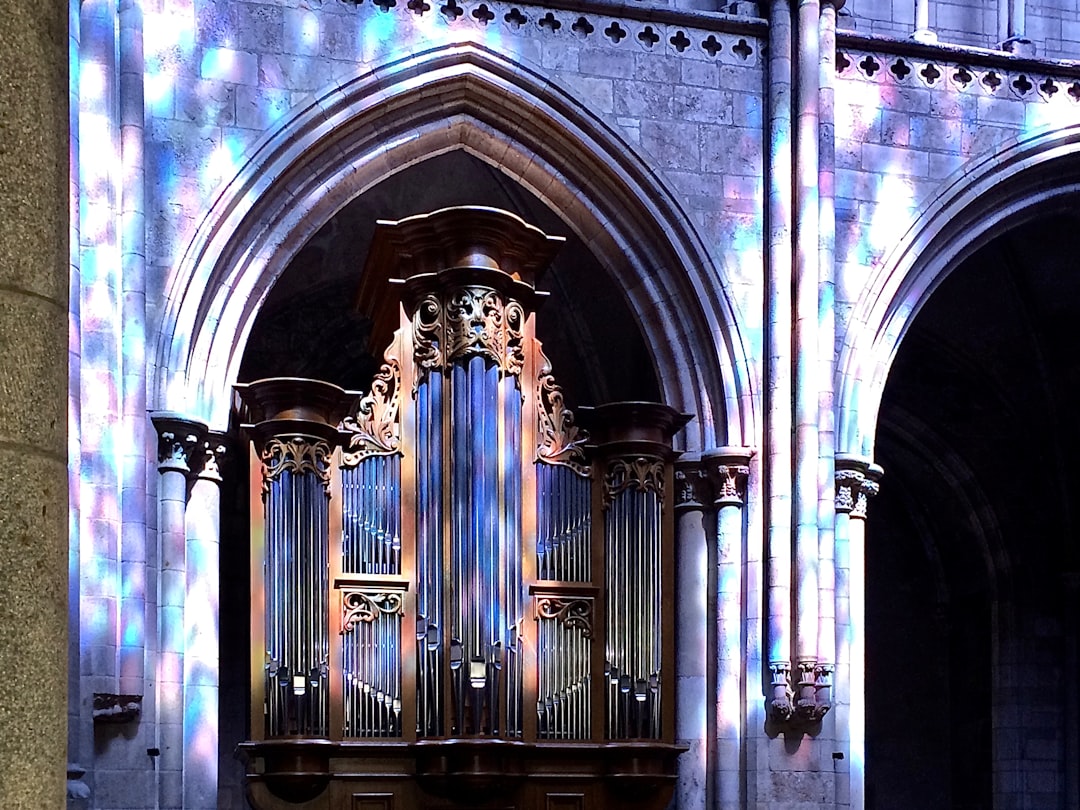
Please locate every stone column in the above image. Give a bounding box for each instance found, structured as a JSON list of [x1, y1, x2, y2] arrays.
[[152, 413, 207, 810], [706, 449, 751, 810], [834, 456, 881, 810], [912, 0, 937, 43], [1000, 0, 1034, 54], [674, 460, 713, 810], [0, 3, 70, 809], [184, 438, 226, 809]]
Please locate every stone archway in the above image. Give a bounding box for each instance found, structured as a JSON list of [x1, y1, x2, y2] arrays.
[[838, 127, 1080, 810], [153, 42, 755, 452], [836, 122, 1080, 460]]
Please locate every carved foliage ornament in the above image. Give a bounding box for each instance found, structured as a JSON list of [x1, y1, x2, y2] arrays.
[[712, 463, 750, 505], [341, 589, 405, 634], [341, 352, 402, 464], [603, 457, 665, 507], [535, 347, 589, 474], [157, 430, 203, 470], [834, 468, 863, 513], [412, 286, 526, 377], [535, 596, 593, 639], [260, 437, 332, 493], [675, 465, 709, 508]]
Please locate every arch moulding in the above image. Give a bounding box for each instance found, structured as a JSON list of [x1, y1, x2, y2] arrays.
[[836, 122, 1080, 458], [153, 42, 755, 451]]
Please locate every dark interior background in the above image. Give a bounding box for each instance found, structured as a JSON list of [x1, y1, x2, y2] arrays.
[[869, 210, 1080, 809]]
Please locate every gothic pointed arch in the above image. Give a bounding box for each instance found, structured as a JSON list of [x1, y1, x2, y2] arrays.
[[153, 42, 754, 451], [836, 122, 1080, 458]]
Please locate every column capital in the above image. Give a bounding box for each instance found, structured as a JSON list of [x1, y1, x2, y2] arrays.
[[704, 446, 754, 507], [674, 459, 711, 510], [151, 412, 208, 473], [835, 455, 882, 519], [196, 433, 229, 483]]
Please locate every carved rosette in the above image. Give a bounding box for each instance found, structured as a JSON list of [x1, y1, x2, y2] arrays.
[[535, 347, 589, 475], [260, 436, 333, 494], [603, 457, 666, 507], [341, 352, 402, 465], [535, 597, 593, 639], [411, 285, 526, 378], [341, 590, 405, 634]]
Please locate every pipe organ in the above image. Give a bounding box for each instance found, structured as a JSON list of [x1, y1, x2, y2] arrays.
[[237, 207, 689, 810]]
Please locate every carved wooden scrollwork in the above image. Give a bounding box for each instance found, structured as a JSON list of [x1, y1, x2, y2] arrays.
[[412, 285, 526, 377], [341, 353, 402, 465], [535, 596, 593, 639], [603, 457, 665, 506], [413, 294, 443, 374], [341, 589, 406, 634], [535, 347, 589, 474], [260, 437, 333, 491]]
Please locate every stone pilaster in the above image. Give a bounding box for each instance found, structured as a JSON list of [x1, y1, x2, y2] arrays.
[[151, 412, 207, 810], [673, 459, 712, 810], [184, 437, 226, 810], [834, 455, 881, 810], [705, 448, 751, 810], [0, 3, 70, 808]]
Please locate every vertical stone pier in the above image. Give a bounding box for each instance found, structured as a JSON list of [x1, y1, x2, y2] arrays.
[[0, 2, 70, 808]]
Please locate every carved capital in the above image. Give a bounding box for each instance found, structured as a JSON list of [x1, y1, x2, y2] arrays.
[[835, 456, 883, 520], [260, 436, 333, 493], [834, 468, 864, 514], [412, 285, 526, 377], [674, 460, 710, 510], [705, 447, 753, 507], [603, 457, 666, 507], [196, 435, 228, 483], [151, 412, 208, 473]]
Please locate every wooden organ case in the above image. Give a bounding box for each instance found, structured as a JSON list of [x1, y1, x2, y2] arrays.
[[236, 208, 689, 810]]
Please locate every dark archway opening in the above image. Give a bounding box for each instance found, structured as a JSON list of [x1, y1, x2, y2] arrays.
[[868, 211, 1080, 809], [217, 150, 661, 806]]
